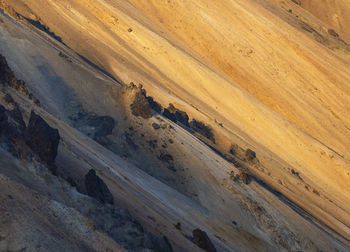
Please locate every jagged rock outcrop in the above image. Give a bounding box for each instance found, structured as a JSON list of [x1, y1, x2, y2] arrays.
[[85, 169, 114, 205], [163, 103, 190, 127], [192, 229, 217, 252], [0, 104, 28, 157], [146, 96, 162, 113], [130, 85, 153, 119], [26, 111, 60, 167], [0, 54, 40, 105]]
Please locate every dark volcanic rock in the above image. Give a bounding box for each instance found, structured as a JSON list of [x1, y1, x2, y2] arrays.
[[146, 96, 162, 113], [192, 229, 217, 252], [175, 110, 190, 127], [130, 88, 152, 119], [26, 111, 60, 166], [0, 104, 30, 158], [163, 108, 177, 123], [162, 104, 189, 127], [85, 169, 114, 205], [190, 119, 215, 143]]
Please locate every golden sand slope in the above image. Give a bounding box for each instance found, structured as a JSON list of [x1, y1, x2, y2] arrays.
[[3, 0, 350, 242], [298, 0, 350, 43]]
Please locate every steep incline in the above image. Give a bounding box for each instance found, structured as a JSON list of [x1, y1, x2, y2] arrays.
[[1, 0, 350, 250]]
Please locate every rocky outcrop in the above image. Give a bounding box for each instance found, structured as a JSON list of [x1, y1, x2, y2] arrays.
[[190, 119, 215, 143], [130, 85, 153, 119], [0, 104, 28, 157], [85, 169, 114, 205], [0, 105, 60, 171], [146, 96, 162, 113], [192, 229, 217, 252], [163, 103, 190, 127], [0, 54, 40, 105], [26, 111, 60, 167]]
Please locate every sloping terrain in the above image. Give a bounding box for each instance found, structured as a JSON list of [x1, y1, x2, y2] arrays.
[[0, 0, 350, 251]]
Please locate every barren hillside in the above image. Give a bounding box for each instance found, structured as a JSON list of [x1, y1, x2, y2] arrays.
[[0, 0, 350, 251]]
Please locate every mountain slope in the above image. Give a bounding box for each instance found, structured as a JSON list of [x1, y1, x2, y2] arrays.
[[0, 0, 350, 251]]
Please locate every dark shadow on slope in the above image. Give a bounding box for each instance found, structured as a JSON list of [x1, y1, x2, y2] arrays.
[[21, 16, 64, 44], [78, 54, 119, 83]]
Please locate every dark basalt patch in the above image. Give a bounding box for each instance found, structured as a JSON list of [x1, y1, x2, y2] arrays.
[[192, 229, 217, 252], [0, 106, 60, 172], [72, 111, 116, 143], [190, 119, 215, 143], [162, 103, 190, 127], [0, 104, 28, 158], [26, 111, 60, 167], [85, 169, 114, 205], [158, 152, 174, 163], [146, 96, 162, 113]]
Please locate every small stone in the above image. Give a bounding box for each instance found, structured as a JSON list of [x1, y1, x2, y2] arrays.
[[152, 123, 160, 129]]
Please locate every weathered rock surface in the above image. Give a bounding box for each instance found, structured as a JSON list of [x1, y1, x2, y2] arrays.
[[130, 86, 152, 119], [85, 169, 114, 205], [0, 54, 39, 105], [146, 96, 162, 113], [163, 103, 190, 127], [0, 104, 28, 157], [192, 229, 217, 252], [26, 111, 60, 166]]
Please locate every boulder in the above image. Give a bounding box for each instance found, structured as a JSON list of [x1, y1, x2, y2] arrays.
[[85, 169, 114, 205], [152, 123, 161, 129], [26, 111, 60, 166], [192, 229, 217, 252]]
